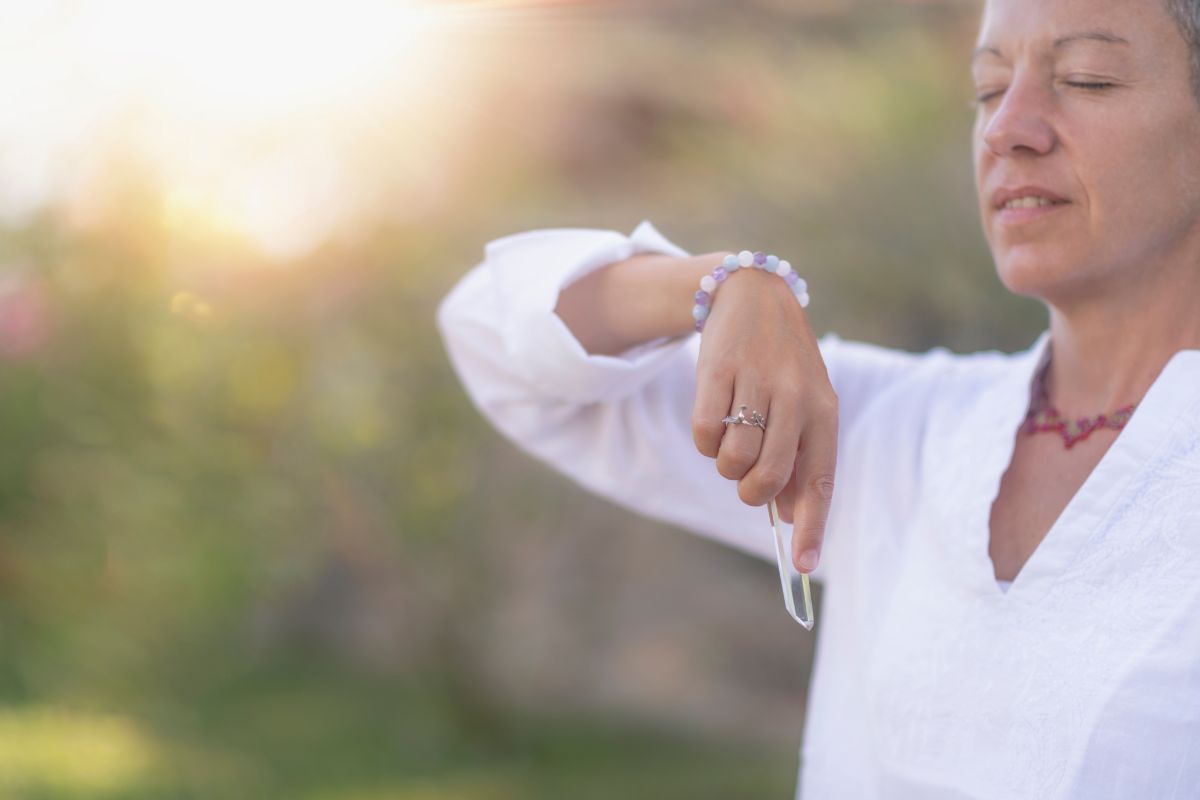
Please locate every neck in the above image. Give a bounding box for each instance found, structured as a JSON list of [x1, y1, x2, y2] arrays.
[[1045, 258, 1200, 417]]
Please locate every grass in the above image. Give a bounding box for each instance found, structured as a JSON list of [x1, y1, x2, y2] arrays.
[[0, 655, 797, 800]]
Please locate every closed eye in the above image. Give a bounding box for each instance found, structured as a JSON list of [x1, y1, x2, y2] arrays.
[[970, 80, 1115, 109], [1063, 80, 1115, 91], [969, 89, 1005, 109]]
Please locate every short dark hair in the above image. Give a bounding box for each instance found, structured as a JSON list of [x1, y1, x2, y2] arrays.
[[1165, 0, 1200, 99]]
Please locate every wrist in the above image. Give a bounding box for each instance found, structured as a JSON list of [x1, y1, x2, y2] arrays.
[[691, 250, 810, 333], [663, 251, 735, 337]]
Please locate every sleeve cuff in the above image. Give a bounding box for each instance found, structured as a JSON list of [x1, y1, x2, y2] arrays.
[[486, 219, 696, 404]]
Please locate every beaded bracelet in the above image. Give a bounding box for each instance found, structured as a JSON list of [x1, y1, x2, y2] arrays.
[[692, 250, 810, 333]]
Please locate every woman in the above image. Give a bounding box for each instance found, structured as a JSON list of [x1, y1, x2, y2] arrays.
[[437, 0, 1200, 796]]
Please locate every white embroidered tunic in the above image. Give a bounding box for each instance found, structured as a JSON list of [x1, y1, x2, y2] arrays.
[[436, 220, 1200, 799]]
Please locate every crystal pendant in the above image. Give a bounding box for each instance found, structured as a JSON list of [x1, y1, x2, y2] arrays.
[[767, 498, 815, 630]]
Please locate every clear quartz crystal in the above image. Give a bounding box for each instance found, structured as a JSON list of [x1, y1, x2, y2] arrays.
[[767, 499, 815, 630]]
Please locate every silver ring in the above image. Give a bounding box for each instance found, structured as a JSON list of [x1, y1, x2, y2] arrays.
[[721, 404, 766, 431]]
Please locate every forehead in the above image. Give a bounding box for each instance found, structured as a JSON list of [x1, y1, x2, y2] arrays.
[[976, 0, 1170, 50]]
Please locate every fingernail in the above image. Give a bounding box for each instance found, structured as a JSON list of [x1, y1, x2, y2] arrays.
[[797, 549, 819, 572]]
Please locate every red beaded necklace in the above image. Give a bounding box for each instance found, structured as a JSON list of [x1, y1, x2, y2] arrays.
[[1023, 357, 1137, 449]]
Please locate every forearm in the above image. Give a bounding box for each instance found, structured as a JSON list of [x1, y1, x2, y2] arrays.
[[554, 251, 732, 356]]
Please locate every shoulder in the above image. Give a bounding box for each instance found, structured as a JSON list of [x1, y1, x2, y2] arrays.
[[821, 333, 1017, 412], [836, 331, 1048, 445], [930, 332, 1050, 405]]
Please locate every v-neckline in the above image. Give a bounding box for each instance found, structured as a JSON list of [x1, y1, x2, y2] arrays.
[[948, 331, 1200, 604]]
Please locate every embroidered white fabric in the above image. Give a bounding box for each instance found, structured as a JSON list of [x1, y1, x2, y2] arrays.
[[436, 219, 1200, 799]]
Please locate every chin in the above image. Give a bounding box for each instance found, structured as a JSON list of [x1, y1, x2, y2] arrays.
[[991, 245, 1088, 302]]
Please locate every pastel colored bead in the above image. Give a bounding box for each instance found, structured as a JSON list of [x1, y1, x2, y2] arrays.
[[691, 249, 812, 333]]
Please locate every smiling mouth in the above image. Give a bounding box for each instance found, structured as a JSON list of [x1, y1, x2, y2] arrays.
[[1000, 196, 1068, 210], [995, 196, 1071, 224]]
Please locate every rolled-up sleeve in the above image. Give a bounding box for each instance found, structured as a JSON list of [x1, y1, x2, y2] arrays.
[[436, 219, 942, 578], [483, 220, 693, 404]]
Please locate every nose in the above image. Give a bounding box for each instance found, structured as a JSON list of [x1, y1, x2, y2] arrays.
[[981, 70, 1057, 158]]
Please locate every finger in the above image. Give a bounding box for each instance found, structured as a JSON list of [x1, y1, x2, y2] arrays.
[[715, 385, 768, 482], [692, 362, 734, 459], [738, 389, 803, 507], [791, 410, 838, 574]]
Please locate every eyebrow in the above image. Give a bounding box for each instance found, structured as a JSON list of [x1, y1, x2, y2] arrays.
[[971, 30, 1132, 64]]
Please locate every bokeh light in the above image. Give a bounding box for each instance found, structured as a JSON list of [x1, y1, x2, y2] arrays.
[[0, 0, 470, 258], [0, 2, 1049, 797]]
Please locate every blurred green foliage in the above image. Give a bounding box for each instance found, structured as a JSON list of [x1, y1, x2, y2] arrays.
[[0, 1, 1047, 797]]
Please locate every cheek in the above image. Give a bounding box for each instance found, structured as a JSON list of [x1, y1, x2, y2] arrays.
[[971, 130, 994, 227], [1082, 119, 1200, 250], [1165, 126, 1200, 218], [971, 121, 988, 186]]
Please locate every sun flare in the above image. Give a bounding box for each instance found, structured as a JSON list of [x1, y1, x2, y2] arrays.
[[0, 0, 469, 259]]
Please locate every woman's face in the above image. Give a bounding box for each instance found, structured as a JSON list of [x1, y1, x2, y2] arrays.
[[972, 0, 1200, 306]]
